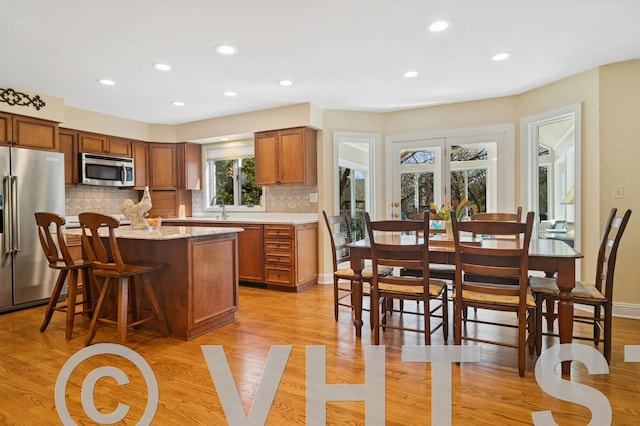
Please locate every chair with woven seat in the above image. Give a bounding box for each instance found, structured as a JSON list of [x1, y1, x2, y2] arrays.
[[36, 212, 94, 340], [451, 211, 535, 376], [530, 208, 632, 363], [79, 212, 169, 345], [364, 212, 448, 345], [323, 210, 392, 322]]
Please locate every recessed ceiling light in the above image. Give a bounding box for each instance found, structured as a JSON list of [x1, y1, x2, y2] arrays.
[[427, 20, 449, 32], [215, 44, 238, 55], [153, 63, 171, 71], [279, 79, 293, 86], [491, 52, 510, 62], [403, 71, 419, 78], [222, 91, 237, 97], [97, 79, 115, 86], [172, 101, 185, 107]]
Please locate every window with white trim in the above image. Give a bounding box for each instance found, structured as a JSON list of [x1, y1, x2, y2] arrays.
[[204, 140, 264, 212]]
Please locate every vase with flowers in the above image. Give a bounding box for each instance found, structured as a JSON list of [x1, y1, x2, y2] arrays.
[[430, 199, 475, 239]]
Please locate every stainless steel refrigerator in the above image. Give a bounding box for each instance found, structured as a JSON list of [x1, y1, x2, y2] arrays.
[[1, 147, 65, 312]]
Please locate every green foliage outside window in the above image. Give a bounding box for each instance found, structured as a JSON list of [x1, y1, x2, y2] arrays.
[[211, 158, 262, 206]]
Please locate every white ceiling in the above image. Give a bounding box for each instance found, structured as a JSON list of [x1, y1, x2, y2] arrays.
[[2, 0, 640, 126]]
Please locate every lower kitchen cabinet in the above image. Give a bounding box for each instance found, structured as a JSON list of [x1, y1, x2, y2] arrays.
[[169, 222, 265, 284], [167, 221, 318, 291], [263, 223, 318, 291]]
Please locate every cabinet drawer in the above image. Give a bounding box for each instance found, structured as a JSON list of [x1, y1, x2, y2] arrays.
[[265, 266, 294, 286], [264, 225, 293, 239], [265, 251, 293, 265], [264, 239, 293, 253]]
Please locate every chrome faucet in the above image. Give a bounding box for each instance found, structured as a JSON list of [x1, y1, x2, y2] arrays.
[[210, 195, 228, 220]]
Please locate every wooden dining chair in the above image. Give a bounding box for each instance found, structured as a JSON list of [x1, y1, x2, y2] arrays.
[[470, 206, 522, 222], [364, 212, 448, 345], [322, 211, 391, 322], [400, 212, 455, 282], [530, 208, 632, 363], [451, 211, 535, 376], [464, 207, 524, 286], [35, 212, 94, 340], [79, 212, 169, 345]]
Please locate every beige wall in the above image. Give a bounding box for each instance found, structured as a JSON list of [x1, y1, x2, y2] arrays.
[[599, 61, 640, 305], [517, 68, 601, 287]]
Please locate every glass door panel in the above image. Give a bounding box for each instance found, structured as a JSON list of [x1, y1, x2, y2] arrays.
[[390, 137, 497, 219]]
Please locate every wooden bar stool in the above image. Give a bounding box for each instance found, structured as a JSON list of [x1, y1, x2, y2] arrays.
[[79, 212, 169, 345], [35, 212, 94, 340]]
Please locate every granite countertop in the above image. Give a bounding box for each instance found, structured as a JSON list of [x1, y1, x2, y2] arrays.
[[64, 225, 243, 240], [164, 212, 319, 225]]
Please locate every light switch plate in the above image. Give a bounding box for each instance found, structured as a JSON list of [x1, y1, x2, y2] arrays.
[[613, 185, 624, 199]]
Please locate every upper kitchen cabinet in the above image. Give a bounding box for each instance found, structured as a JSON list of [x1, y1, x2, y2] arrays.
[[59, 128, 79, 187], [78, 132, 132, 157], [149, 142, 201, 190], [254, 127, 317, 186], [149, 143, 177, 189], [0, 113, 58, 151], [176, 142, 202, 190], [0, 112, 11, 145], [132, 141, 150, 189]]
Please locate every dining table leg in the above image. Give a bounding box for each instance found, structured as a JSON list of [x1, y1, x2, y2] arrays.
[[556, 260, 576, 376]]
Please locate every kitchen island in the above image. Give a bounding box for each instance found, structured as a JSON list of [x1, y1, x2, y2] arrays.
[[66, 225, 243, 340], [163, 214, 318, 291]]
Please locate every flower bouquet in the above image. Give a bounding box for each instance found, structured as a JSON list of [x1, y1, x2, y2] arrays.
[[430, 199, 474, 221]]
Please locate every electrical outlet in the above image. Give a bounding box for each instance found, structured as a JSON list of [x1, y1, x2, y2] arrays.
[[613, 185, 624, 199], [309, 192, 318, 203]]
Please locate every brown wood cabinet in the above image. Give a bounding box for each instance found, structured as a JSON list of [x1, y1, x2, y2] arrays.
[[112, 232, 239, 340], [263, 223, 318, 291], [132, 141, 149, 189], [148, 189, 192, 218], [176, 142, 202, 190], [79, 132, 132, 157], [149, 143, 177, 189], [254, 127, 317, 186], [147, 142, 201, 217], [0, 113, 58, 151], [169, 222, 265, 283], [59, 128, 79, 186], [149, 142, 201, 191], [0, 112, 11, 145]]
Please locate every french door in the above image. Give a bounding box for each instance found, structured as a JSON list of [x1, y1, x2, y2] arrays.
[[387, 126, 514, 220]]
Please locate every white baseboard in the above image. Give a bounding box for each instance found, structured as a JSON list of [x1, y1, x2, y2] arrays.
[[318, 274, 640, 319], [317, 273, 333, 285], [613, 302, 640, 320]]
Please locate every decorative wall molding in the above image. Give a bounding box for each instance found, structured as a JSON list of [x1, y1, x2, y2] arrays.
[[0, 87, 46, 111]]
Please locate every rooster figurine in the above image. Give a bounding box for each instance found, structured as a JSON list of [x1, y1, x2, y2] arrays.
[[120, 186, 152, 229]]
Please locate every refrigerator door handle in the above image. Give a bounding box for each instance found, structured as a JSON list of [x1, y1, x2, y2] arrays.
[[10, 175, 19, 253], [2, 175, 11, 256]]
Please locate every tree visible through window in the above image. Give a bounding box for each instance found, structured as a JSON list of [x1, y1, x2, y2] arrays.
[[207, 157, 262, 207]]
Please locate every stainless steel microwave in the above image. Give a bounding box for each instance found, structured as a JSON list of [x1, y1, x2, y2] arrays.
[[80, 153, 134, 187]]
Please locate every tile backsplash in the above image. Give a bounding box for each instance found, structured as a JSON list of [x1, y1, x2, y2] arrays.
[[67, 185, 318, 217], [66, 186, 139, 216], [191, 185, 318, 214]]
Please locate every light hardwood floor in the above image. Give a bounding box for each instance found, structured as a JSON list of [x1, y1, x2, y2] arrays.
[[1, 284, 640, 425]]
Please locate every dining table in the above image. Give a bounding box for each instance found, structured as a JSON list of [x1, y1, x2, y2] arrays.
[[348, 234, 583, 376]]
